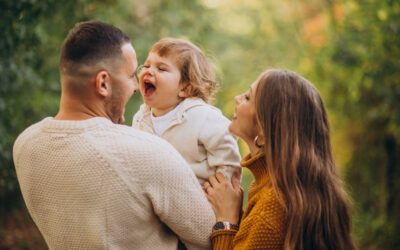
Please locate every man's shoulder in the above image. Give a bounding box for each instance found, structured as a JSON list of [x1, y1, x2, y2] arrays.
[[13, 117, 52, 164], [107, 123, 160, 143], [14, 117, 51, 148], [101, 123, 180, 157]]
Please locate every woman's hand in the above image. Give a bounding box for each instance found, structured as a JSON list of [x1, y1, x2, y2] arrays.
[[203, 172, 243, 225]]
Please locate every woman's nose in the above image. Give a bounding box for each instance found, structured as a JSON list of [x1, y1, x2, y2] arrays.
[[234, 95, 241, 104]]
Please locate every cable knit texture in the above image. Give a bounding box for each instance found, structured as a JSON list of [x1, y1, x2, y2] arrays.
[[13, 117, 216, 250], [211, 152, 286, 249], [132, 98, 242, 185]]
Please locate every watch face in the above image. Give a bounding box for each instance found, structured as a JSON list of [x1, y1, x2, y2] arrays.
[[213, 221, 226, 231]]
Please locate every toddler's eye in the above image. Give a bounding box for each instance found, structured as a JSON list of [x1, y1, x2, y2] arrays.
[[143, 64, 150, 68], [158, 67, 167, 71]]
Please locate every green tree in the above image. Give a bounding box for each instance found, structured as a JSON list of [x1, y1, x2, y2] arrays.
[[314, 0, 400, 248], [0, 0, 117, 211]]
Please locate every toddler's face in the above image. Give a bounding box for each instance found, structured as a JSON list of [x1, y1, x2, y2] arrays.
[[139, 52, 186, 117]]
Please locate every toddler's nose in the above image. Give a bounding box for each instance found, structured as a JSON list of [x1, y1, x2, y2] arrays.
[[138, 68, 151, 81], [144, 66, 155, 75]]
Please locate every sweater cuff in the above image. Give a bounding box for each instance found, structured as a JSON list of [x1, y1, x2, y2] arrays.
[[211, 229, 237, 250]]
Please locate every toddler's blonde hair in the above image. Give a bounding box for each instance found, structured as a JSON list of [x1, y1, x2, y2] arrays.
[[150, 38, 218, 104]]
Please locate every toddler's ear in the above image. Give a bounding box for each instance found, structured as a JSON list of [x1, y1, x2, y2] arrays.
[[178, 82, 192, 98]]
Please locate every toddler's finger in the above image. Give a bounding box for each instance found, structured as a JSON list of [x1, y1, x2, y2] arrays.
[[209, 175, 219, 186], [215, 172, 227, 184], [231, 172, 240, 190]]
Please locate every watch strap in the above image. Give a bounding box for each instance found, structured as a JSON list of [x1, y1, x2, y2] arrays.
[[212, 221, 239, 232]]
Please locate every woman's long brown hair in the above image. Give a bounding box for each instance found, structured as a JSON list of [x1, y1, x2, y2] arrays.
[[254, 69, 356, 249]]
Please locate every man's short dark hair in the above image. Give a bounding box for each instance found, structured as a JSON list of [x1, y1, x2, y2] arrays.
[[60, 21, 130, 74]]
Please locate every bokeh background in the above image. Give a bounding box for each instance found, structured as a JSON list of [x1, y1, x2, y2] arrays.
[[1, 0, 399, 249]]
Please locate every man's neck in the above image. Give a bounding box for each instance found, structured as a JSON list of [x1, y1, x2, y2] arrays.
[[54, 110, 96, 121], [54, 93, 109, 121]]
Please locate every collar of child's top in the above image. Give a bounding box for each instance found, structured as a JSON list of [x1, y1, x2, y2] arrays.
[[139, 97, 208, 122], [150, 101, 182, 121]]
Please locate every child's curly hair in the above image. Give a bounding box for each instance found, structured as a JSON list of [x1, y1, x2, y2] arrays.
[[150, 38, 218, 104]]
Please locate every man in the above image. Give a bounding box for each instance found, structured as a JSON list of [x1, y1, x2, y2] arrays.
[[13, 21, 215, 249]]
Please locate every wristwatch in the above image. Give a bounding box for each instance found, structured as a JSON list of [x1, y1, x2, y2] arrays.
[[212, 221, 239, 232]]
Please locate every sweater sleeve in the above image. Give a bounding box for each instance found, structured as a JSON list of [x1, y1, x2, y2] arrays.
[[212, 186, 286, 249], [211, 215, 284, 249], [143, 139, 216, 250], [198, 109, 242, 183], [210, 229, 237, 250]]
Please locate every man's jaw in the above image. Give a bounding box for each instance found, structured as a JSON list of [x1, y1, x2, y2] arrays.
[[117, 115, 125, 124]]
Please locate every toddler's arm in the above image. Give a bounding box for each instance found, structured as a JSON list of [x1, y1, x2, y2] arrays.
[[199, 109, 242, 183]]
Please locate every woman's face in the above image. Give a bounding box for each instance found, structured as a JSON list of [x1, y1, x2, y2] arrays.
[[229, 80, 259, 143]]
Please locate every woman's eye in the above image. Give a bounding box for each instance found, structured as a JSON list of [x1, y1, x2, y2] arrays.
[[143, 65, 150, 68], [244, 95, 250, 101]]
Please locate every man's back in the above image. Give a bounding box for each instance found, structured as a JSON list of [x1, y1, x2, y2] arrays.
[[13, 117, 215, 249]]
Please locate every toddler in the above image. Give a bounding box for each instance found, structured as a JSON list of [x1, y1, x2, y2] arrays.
[[132, 38, 241, 185]]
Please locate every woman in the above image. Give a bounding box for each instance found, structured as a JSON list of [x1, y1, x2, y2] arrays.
[[203, 69, 356, 249]]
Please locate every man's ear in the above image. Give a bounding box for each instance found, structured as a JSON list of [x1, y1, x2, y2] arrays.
[[95, 71, 111, 97], [178, 82, 192, 98]]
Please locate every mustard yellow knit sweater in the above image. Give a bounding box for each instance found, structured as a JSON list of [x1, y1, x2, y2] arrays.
[[211, 152, 286, 249]]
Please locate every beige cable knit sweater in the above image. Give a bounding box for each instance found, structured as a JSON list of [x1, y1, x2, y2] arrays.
[[13, 117, 215, 249]]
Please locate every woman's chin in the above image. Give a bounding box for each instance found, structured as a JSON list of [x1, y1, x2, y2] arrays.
[[228, 124, 239, 137]]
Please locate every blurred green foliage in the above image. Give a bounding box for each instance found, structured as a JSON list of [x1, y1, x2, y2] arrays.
[[0, 0, 120, 210], [0, 0, 399, 248], [315, 1, 400, 248]]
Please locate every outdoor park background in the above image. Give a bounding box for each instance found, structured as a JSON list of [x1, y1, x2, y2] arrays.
[[0, 0, 399, 249]]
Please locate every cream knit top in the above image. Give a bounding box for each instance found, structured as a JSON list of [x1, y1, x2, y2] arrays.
[[13, 117, 215, 249], [133, 98, 242, 185]]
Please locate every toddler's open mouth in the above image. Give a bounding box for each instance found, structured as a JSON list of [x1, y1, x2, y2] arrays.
[[144, 81, 156, 97]]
